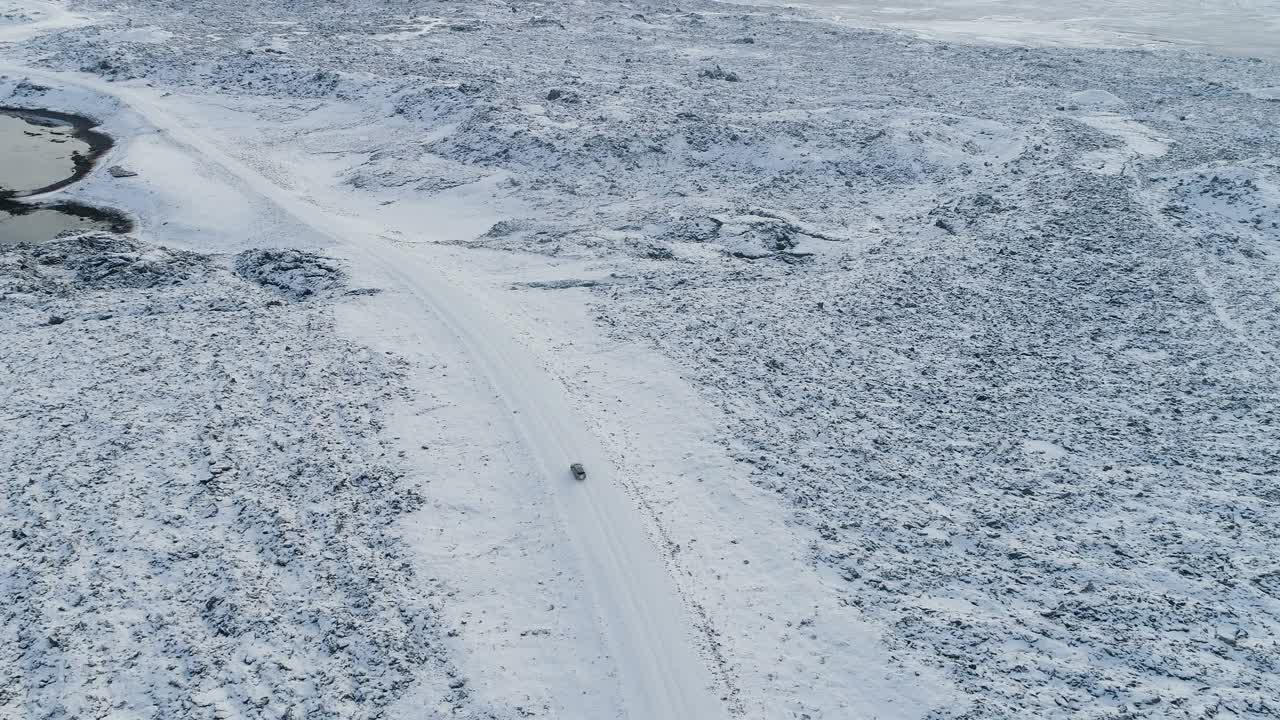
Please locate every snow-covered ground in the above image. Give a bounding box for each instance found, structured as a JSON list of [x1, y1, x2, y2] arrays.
[[769, 0, 1280, 57], [1, 237, 464, 719], [2, 0, 1279, 718]]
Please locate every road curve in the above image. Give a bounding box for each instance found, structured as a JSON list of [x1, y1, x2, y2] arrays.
[[0, 60, 728, 720]]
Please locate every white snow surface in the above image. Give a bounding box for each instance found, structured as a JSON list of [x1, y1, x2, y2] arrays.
[[767, 0, 1280, 58], [1, 237, 461, 719], [2, 0, 1280, 719]]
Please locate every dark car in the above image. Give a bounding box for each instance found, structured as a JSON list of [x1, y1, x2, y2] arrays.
[[570, 463, 587, 481]]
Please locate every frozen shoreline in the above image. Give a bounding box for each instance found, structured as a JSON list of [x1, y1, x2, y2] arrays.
[[2, 0, 1279, 718]]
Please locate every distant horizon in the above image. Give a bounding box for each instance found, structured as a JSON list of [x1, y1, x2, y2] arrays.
[[757, 0, 1280, 57]]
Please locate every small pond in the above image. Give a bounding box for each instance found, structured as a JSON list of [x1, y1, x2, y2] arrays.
[[0, 199, 132, 245], [0, 106, 131, 246]]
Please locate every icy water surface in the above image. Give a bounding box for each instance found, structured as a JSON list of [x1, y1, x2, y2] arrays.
[[0, 107, 126, 245], [0, 202, 127, 245], [0, 111, 94, 195], [774, 0, 1280, 57]]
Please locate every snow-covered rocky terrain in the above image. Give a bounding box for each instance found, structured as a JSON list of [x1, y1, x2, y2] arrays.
[[2, 0, 1278, 718], [0, 236, 463, 718]]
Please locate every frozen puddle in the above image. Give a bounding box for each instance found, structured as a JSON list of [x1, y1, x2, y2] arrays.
[[0, 106, 128, 244]]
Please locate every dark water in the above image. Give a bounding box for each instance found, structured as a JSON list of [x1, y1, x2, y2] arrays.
[[0, 107, 129, 245], [0, 113, 93, 194], [0, 200, 131, 245]]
